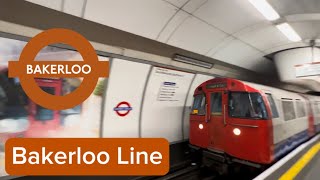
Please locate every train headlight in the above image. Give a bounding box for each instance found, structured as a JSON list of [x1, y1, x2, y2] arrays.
[[233, 128, 241, 136], [199, 124, 204, 130]]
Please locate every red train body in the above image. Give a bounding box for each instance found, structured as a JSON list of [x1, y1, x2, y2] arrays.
[[189, 78, 319, 169]]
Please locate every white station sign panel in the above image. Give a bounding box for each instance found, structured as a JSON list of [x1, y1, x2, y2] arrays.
[[295, 63, 320, 77]]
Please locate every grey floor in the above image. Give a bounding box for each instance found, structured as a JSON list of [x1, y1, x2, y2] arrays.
[[296, 151, 320, 180]]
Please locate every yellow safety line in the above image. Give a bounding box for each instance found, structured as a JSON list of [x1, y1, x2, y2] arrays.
[[279, 142, 320, 180]]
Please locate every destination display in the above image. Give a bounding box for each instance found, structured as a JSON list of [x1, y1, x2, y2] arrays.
[[206, 83, 227, 89]]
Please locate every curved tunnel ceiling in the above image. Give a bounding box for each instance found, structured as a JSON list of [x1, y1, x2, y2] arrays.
[[25, 0, 319, 76]]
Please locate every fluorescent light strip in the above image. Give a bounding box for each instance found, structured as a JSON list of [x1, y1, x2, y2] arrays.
[[173, 55, 213, 69], [248, 0, 280, 21], [276, 23, 302, 42]]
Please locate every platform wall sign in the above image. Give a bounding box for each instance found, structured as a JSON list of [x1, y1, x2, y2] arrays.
[[157, 82, 178, 101], [141, 67, 194, 142], [295, 63, 320, 77]]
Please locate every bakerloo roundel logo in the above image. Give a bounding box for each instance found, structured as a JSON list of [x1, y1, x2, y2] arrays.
[[8, 28, 109, 110]]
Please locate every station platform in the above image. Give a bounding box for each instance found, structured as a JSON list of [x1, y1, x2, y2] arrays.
[[254, 134, 320, 180], [299, 151, 320, 180]]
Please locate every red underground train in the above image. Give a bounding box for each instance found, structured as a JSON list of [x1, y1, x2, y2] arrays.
[[189, 78, 320, 173]]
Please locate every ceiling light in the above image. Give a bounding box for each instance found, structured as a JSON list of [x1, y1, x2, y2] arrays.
[[276, 23, 302, 42], [173, 55, 213, 69], [248, 0, 280, 21]]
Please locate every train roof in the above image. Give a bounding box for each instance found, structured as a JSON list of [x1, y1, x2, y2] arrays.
[[196, 78, 320, 101]]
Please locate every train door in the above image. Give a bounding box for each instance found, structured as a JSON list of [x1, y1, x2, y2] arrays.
[[26, 78, 62, 137], [207, 90, 227, 152]]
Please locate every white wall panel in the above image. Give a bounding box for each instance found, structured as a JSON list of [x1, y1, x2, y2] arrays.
[[206, 36, 235, 57], [235, 24, 290, 51], [102, 59, 151, 137], [164, 0, 189, 7], [63, 0, 85, 17], [84, 0, 177, 39], [157, 10, 189, 43], [182, 0, 207, 13], [290, 21, 320, 39], [211, 39, 263, 70], [193, 0, 264, 34], [183, 74, 214, 140], [168, 16, 228, 55], [141, 67, 194, 142]]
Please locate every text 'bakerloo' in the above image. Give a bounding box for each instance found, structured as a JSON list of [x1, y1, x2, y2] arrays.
[[5, 138, 169, 175], [8, 28, 109, 110]]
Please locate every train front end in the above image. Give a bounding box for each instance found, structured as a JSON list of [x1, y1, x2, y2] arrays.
[[189, 78, 274, 168]]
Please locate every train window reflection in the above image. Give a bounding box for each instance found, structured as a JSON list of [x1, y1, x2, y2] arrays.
[[192, 94, 206, 115], [229, 92, 267, 119], [266, 94, 279, 118], [282, 100, 296, 121], [295, 101, 306, 118], [211, 92, 222, 115], [313, 102, 320, 114]]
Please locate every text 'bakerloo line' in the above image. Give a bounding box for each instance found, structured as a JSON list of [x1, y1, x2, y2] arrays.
[[5, 138, 170, 176]]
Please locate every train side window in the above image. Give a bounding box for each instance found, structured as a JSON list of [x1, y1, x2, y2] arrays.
[[295, 101, 306, 118], [316, 102, 320, 114], [265, 94, 279, 118], [211, 92, 222, 115], [191, 94, 206, 115], [229, 92, 267, 119], [282, 100, 296, 121]]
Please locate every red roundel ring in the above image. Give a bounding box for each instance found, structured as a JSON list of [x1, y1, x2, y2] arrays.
[[113, 101, 132, 117]]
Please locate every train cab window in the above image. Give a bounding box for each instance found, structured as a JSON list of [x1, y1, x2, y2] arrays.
[[229, 92, 267, 119], [210, 92, 222, 115], [295, 101, 306, 118], [35, 87, 55, 121], [282, 100, 296, 121], [191, 94, 206, 115], [266, 94, 279, 118]]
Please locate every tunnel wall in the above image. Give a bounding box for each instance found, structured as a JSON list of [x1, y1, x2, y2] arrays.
[[103, 58, 213, 143]]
